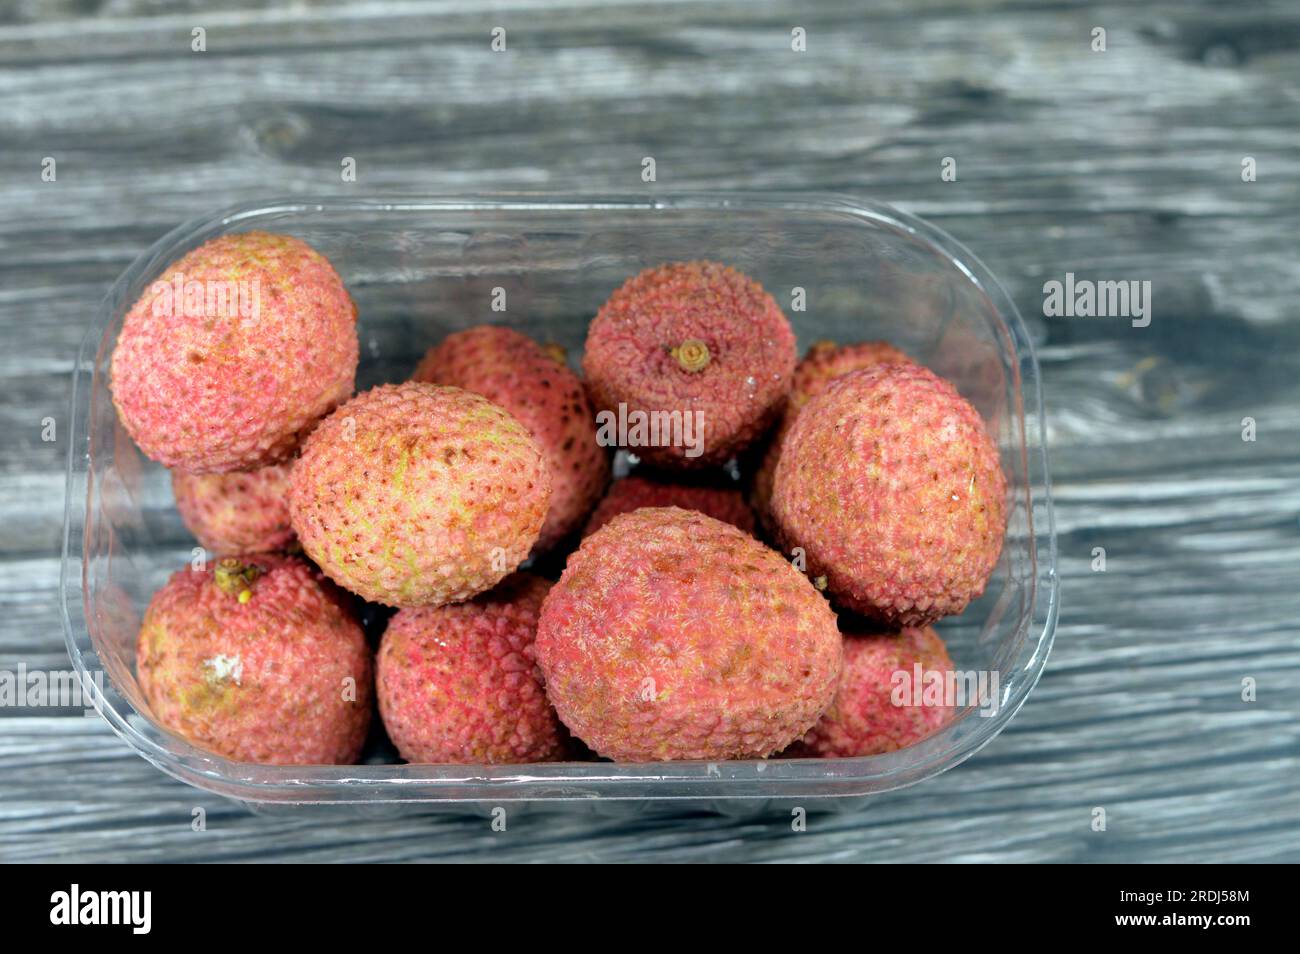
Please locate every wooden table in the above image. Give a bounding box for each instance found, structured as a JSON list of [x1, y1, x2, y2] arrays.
[[2, 0, 1297, 862]]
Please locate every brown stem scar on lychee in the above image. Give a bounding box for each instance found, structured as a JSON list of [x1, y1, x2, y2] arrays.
[[214, 558, 262, 601], [542, 342, 567, 364], [671, 339, 711, 373], [813, 575, 828, 591]]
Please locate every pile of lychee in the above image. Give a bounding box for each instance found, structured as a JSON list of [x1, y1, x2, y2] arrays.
[[114, 233, 1006, 767]]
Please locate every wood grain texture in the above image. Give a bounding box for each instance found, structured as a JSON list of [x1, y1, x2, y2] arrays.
[[1, 0, 1298, 863]]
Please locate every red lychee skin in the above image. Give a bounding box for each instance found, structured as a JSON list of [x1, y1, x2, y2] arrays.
[[582, 261, 796, 469], [412, 326, 609, 553], [788, 625, 955, 758], [536, 507, 842, 762], [135, 555, 372, 765], [751, 340, 912, 520], [288, 382, 551, 608], [376, 573, 567, 764], [582, 474, 756, 537], [171, 462, 295, 555], [771, 363, 1007, 627], [111, 231, 358, 473]]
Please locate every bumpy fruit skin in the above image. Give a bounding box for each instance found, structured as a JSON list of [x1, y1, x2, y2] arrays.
[[288, 382, 551, 608], [412, 326, 609, 552], [172, 462, 295, 555], [772, 363, 1007, 627], [111, 231, 358, 473], [789, 340, 912, 403], [751, 340, 912, 520], [135, 555, 372, 765], [536, 507, 842, 761], [583, 474, 755, 537], [376, 573, 567, 764], [582, 261, 796, 468], [788, 625, 955, 758]]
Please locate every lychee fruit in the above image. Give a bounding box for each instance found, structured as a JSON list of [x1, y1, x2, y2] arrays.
[[376, 573, 567, 764], [288, 381, 551, 608], [582, 473, 755, 537], [111, 231, 358, 473], [582, 261, 796, 469], [771, 363, 1006, 627], [751, 340, 912, 520], [412, 326, 609, 552], [536, 507, 842, 761], [172, 462, 295, 555], [135, 555, 372, 765], [788, 624, 956, 758]]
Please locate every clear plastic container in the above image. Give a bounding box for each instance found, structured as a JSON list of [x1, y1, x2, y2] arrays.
[[61, 195, 1058, 814]]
